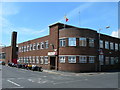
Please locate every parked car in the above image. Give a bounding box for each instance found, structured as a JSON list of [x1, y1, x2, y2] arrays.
[[27, 64, 32, 70], [31, 65, 43, 72], [16, 64, 22, 68]]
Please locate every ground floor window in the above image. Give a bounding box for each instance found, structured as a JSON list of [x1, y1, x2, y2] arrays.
[[79, 56, 87, 63], [29, 56, 32, 63], [44, 56, 48, 64], [114, 57, 119, 64], [110, 57, 114, 65], [99, 55, 104, 65], [36, 56, 39, 64], [105, 57, 109, 65], [40, 56, 44, 64], [59, 56, 65, 63], [89, 56, 95, 63], [32, 56, 35, 63], [68, 56, 76, 63]]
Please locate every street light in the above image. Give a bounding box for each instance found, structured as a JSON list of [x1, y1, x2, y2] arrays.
[[98, 26, 110, 71]]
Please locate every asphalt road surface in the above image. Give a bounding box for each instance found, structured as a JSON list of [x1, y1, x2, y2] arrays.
[[2, 65, 119, 88]]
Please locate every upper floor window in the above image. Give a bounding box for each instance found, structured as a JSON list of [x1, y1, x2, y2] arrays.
[[68, 56, 76, 63], [41, 42, 44, 49], [105, 41, 109, 49], [27, 45, 29, 51], [68, 38, 76, 46], [45, 41, 49, 49], [89, 38, 94, 47], [79, 56, 87, 63], [44, 56, 48, 64], [33, 43, 36, 50], [30, 44, 32, 51], [36, 43, 40, 50], [79, 37, 86, 47], [19, 47, 21, 52], [110, 42, 114, 50], [89, 56, 95, 63], [59, 56, 65, 63], [115, 43, 118, 51], [99, 40, 103, 48], [24, 46, 27, 52], [59, 39, 66, 47]]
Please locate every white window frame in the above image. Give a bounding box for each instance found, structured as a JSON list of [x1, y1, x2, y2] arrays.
[[40, 56, 44, 64], [59, 56, 65, 63], [79, 56, 87, 63], [40, 42, 44, 49], [79, 37, 86, 47], [89, 56, 95, 63], [32, 56, 35, 63], [68, 38, 76, 46], [59, 39, 66, 47], [44, 56, 48, 64], [68, 56, 76, 63], [33, 43, 36, 50], [36, 56, 39, 64], [45, 41, 49, 49], [30, 44, 32, 51]]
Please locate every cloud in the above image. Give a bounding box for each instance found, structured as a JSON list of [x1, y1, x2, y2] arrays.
[[111, 29, 120, 38]]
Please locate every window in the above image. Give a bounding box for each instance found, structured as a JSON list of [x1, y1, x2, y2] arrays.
[[36, 43, 40, 50], [19, 47, 21, 52], [105, 41, 109, 49], [45, 41, 49, 49], [40, 56, 44, 64], [115, 43, 118, 51], [30, 44, 32, 51], [79, 37, 86, 47], [59, 39, 66, 47], [99, 40, 103, 48], [68, 38, 76, 46], [89, 38, 94, 47], [68, 56, 76, 63], [79, 56, 87, 63], [24, 46, 27, 52], [110, 42, 114, 50], [105, 57, 109, 65], [26, 56, 29, 63], [32, 56, 35, 63], [22, 46, 24, 52], [36, 56, 39, 64], [44, 56, 48, 64], [29, 56, 32, 63], [59, 56, 65, 63], [33, 43, 36, 50], [89, 56, 95, 63], [99, 55, 104, 65], [115, 57, 119, 64], [110, 57, 114, 65], [27, 45, 29, 51], [41, 42, 44, 49]]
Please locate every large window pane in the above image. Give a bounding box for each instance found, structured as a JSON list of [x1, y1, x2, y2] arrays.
[[79, 37, 86, 47], [68, 38, 76, 46]]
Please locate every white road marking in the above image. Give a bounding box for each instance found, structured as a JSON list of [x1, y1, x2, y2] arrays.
[[7, 80, 21, 87]]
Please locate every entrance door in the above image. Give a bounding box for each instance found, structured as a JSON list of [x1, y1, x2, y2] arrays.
[[50, 57, 56, 70]]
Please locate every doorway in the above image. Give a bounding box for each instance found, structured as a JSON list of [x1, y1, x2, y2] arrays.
[[50, 57, 56, 70]]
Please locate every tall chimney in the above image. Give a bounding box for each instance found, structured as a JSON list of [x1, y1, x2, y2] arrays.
[[11, 31, 17, 64]]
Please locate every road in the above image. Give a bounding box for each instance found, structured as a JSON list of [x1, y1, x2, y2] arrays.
[[2, 65, 119, 88]]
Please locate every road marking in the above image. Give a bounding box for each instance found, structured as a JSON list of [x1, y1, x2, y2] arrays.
[[7, 80, 21, 87]]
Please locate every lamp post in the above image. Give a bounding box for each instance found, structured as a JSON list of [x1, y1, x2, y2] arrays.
[[98, 26, 110, 71]]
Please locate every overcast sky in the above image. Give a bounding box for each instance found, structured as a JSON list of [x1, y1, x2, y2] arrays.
[[0, 2, 119, 46]]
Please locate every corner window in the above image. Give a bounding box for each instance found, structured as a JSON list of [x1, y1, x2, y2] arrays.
[[105, 41, 109, 49], [68, 56, 76, 63], [79, 56, 87, 63], [59, 56, 65, 63], [89, 56, 95, 63], [99, 40, 103, 48], [68, 38, 76, 46], [44, 56, 48, 64], [89, 38, 94, 47], [79, 37, 86, 47], [59, 39, 66, 47]]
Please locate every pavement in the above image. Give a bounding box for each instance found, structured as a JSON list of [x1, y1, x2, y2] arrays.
[[2, 65, 119, 88]]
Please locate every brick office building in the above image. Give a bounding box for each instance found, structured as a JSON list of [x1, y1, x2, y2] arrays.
[[2, 23, 120, 72]]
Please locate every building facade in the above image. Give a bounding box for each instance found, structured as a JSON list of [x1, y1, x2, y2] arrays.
[[2, 23, 120, 72]]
